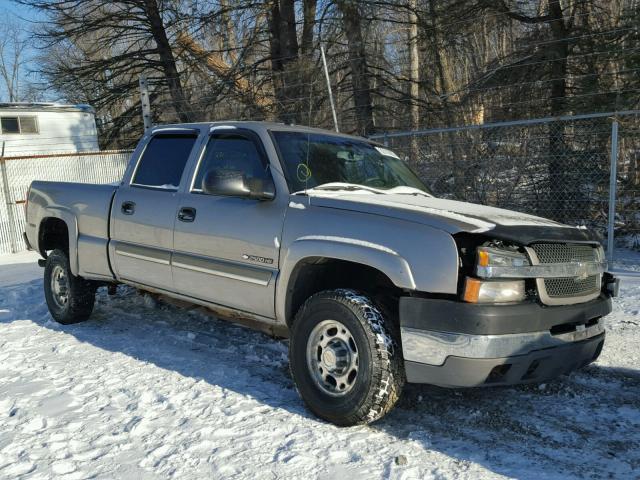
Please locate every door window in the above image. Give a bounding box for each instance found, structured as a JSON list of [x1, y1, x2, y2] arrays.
[[132, 134, 198, 190], [192, 133, 268, 192]]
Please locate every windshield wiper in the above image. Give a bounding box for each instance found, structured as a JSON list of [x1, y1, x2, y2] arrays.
[[316, 185, 383, 193], [295, 182, 385, 195], [387, 186, 433, 198], [293, 183, 433, 197]]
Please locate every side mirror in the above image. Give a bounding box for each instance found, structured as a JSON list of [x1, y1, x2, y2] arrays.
[[201, 168, 275, 201]]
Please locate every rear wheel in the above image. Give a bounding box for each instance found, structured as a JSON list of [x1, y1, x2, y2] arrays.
[[44, 249, 96, 324], [289, 289, 404, 426]]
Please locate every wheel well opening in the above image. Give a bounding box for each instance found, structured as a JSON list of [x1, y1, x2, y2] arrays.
[[285, 257, 402, 327], [39, 218, 69, 256]]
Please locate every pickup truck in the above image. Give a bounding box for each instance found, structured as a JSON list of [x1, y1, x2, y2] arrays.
[[24, 121, 619, 426]]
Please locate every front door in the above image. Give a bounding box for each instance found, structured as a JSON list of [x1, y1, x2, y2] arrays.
[[172, 129, 287, 318], [111, 132, 199, 290]]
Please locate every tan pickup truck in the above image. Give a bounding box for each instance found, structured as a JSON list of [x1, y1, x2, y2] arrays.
[[24, 122, 618, 426]]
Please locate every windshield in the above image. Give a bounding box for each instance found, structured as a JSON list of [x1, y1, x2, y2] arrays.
[[272, 131, 430, 194]]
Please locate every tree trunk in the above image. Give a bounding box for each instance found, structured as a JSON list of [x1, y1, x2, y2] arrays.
[[301, 0, 317, 56], [428, 0, 462, 198], [547, 0, 570, 222], [408, 0, 420, 168], [336, 0, 374, 136], [142, 0, 195, 123], [176, 32, 272, 111], [267, 0, 301, 124]]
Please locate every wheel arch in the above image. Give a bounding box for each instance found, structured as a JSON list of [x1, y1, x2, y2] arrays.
[[38, 211, 79, 275], [277, 237, 414, 327]]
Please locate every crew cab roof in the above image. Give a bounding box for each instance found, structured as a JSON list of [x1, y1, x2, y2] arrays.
[[149, 121, 373, 143]]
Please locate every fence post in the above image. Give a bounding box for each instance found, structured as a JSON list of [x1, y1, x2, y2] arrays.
[[607, 120, 619, 264], [0, 141, 18, 253], [139, 75, 152, 132]]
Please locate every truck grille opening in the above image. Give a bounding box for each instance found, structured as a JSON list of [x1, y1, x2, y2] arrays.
[[530, 243, 597, 264], [544, 275, 599, 298], [528, 243, 601, 305]]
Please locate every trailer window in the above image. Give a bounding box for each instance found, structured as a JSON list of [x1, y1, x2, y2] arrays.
[[20, 116, 38, 134], [1, 117, 20, 134], [131, 134, 198, 190], [0, 116, 39, 134]]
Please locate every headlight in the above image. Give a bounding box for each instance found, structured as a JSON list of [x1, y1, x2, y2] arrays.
[[475, 246, 530, 278], [463, 277, 526, 303]]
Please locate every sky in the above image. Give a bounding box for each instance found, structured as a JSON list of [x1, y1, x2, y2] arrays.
[[3, 0, 41, 20], [0, 1, 47, 102]]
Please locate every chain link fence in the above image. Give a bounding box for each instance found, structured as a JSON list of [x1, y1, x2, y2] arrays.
[[2, 111, 639, 274], [0, 150, 132, 254], [371, 110, 640, 274]]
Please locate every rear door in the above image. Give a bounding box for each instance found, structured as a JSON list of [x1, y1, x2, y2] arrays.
[[110, 131, 199, 290], [172, 129, 287, 317]]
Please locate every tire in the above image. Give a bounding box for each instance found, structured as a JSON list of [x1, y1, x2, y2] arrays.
[[289, 289, 404, 426], [43, 249, 96, 324]]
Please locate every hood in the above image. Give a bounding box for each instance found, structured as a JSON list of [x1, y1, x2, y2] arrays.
[[303, 191, 598, 244]]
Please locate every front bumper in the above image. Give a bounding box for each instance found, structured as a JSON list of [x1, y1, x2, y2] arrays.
[[400, 294, 611, 387], [405, 333, 605, 387]]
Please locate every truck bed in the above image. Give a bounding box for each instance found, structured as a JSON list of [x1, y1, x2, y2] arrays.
[[25, 181, 119, 280]]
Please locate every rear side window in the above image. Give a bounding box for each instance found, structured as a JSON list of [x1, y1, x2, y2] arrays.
[[132, 134, 198, 190]]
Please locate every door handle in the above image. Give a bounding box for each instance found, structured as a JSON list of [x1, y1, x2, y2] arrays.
[[178, 207, 196, 222], [121, 201, 136, 215]]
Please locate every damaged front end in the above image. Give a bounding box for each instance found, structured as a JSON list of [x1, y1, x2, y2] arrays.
[[398, 231, 617, 387]]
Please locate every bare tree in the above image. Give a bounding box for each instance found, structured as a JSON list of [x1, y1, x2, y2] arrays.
[[0, 18, 29, 102], [19, 0, 198, 139], [335, 0, 374, 136], [408, 0, 420, 164], [16, 0, 639, 149]]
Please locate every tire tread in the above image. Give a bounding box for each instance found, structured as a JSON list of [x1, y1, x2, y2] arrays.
[[290, 288, 404, 426], [44, 249, 96, 324]]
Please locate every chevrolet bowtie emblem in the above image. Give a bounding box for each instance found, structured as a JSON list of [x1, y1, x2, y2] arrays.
[[574, 262, 589, 281]]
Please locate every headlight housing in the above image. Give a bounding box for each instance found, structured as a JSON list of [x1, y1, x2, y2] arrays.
[[462, 245, 529, 303], [463, 277, 526, 303], [476, 246, 530, 276], [475, 246, 531, 279]]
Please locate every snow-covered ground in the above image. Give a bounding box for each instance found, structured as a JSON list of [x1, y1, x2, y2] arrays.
[[0, 252, 639, 480]]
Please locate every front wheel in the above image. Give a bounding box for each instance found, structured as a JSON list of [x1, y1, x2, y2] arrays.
[[289, 289, 404, 426], [44, 249, 96, 324]]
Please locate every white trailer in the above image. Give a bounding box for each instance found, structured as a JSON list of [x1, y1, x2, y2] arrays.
[[0, 103, 99, 156]]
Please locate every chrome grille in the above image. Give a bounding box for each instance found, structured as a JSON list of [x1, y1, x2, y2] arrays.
[[544, 275, 599, 298], [528, 243, 601, 305], [530, 243, 597, 264]]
